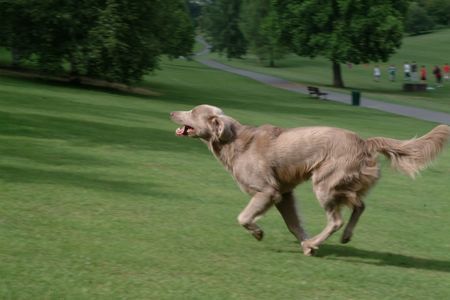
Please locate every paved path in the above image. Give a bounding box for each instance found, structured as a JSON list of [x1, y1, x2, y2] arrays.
[[194, 37, 450, 125]]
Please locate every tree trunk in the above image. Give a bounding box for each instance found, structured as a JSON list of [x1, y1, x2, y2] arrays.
[[332, 61, 345, 87], [269, 52, 275, 67], [68, 56, 81, 83], [11, 48, 21, 68]]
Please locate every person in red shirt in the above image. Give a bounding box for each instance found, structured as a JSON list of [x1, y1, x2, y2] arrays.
[[443, 63, 450, 81], [420, 65, 427, 81]]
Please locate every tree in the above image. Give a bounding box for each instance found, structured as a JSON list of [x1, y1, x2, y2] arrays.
[[276, 0, 408, 87], [187, 0, 205, 28], [202, 0, 247, 59], [405, 2, 435, 35], [240, 0, 287, 67], [85, 0, 194, 83], [0, 0, 194, 84], [424, 0, 450, 26], [0, 0, 86, 72]]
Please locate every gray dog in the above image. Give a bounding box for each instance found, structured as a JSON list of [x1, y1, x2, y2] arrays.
[[171, 105, 450, 255]]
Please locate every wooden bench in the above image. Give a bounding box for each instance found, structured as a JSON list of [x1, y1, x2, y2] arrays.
[[307, 86, 328, 99], [403, 83, 427, 92]]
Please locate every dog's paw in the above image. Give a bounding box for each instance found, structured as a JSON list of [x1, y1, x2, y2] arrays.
[[301, 240, 318, 256], [251, 229, 264, 241], [341, 230, 353, 244], [340, 235, 352, 244]]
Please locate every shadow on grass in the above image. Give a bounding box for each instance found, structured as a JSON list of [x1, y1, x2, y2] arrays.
[[0, 72, 159, 98], [0, 91, 169, 123], [0, 138, 127, 168], [0, 111, 205, 154], [0, 164, 157, 196], [317, 244, 450, 273]]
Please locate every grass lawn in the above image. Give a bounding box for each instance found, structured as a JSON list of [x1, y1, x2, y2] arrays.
[[1, 57, 450, 299], [207, 29, 450, 114]]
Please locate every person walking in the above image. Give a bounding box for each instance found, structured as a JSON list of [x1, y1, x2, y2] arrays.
[[420, 65, 427, 82], [373, 65, 381, 82], [388, 64, 396, 81], [444, 63, 450, 81], [403, 62, 411, 81], [433, 65, 443, 86], [411, 61, 418, 81]]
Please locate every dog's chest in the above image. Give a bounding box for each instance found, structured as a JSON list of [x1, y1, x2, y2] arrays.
[[230, 157, 273, 196]]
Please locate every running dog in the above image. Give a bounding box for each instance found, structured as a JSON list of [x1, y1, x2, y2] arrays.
[[170, 105, 450, 255]]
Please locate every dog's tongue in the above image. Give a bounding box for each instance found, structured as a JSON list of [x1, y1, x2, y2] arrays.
[[176, 127, 185, 136], [175, 125, 193, 136]]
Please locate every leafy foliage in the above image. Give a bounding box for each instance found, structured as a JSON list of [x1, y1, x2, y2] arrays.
[[405, 0, 450, 34], [0, 0, 194, 83], [425, 0, 450, 26], [201, 0, 247, 59], [240, 0, 287, 67], [405, 2, 435, 35]]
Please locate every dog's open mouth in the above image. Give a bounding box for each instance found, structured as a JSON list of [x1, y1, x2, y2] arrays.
[[175, 125, 195, 136]]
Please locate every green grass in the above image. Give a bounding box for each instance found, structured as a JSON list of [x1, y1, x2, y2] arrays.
[[1, 57, 450, 299], [208, 29, 450, 114]]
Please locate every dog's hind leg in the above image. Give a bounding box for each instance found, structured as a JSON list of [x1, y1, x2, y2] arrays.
[[276, 192, 308, 243], [341, 202, 365, 244], [237, 190, 278, 241], [301, 204, 343, 256]]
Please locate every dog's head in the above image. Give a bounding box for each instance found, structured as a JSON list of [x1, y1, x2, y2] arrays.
[[170, 105, 235, 143]]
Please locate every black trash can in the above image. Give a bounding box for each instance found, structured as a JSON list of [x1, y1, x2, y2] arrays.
[[351, 90, 361, 106]]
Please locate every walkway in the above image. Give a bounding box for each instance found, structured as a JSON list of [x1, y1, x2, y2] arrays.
[[194, 37, 450, 125]]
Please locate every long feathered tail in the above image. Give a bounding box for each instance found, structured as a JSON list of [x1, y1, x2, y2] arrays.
[[365, 125, 450, 178]]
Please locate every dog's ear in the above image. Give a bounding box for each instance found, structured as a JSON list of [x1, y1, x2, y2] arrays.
[[208, 115, 234, 143]]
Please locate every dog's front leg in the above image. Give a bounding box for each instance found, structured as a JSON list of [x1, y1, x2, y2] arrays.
[[276, 192, 308, 243], [237, 191, 277, 241]]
